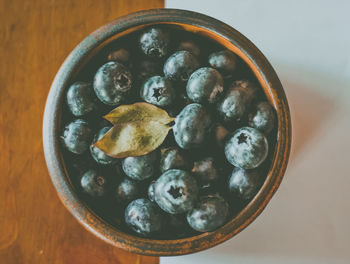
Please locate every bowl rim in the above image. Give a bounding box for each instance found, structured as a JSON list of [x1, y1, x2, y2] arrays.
[[43, 8, 291, 256]]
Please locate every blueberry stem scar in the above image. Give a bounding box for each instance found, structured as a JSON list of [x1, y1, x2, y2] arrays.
[[168, 186, 183, 199]]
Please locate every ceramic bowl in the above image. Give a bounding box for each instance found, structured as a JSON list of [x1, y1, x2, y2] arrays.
[[43, 8, 291, 256]]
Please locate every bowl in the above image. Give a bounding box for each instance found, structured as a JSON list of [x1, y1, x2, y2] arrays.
[[43, 8, 291, 256]]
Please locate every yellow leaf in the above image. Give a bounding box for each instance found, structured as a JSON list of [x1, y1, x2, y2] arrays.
[[94, 121, 172, 158], [94, 102, 174, 158], [104, 102, 174, 125]]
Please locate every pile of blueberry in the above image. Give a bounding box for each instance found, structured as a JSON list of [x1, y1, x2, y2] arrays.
[[60, 25, 276, 238]]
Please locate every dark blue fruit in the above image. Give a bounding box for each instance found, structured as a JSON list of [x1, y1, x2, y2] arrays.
[[248, 101, 276, 134], [192, 157, 219, 183], [134, 59, 162, 82], [187, 195, 229, 232], [208, 50, 238, 77], [217, 84, 249, 124], [80, 169, 108, 197], [225, 127, 268, 169], [69, 152, 96, 176], [178, 40, 200, 57], [139, 27, 170, 58], [93, 61, 132, 106], [125, 198, 163, 236], [107, 48, 131, 67], [90, 127, 117, 165], [173, 103, 212, 149], [66, 82, 98, 117], [114, 161, 124, 177], [167, 92, 192, 118], [232, 80, 259, 103], [163, 50, 200, 82], [115, 177, 143, 204], [61, 119, 92, 154], [140, 76, 175, 107], [154, 169, 198, 214], [160, 146, 191, 173], [214, 124, 229, 149], [198, 182, 219, 197], [186, 67, 224, 104], [228, 167, 262, 201], [122, 151, 158, 181], [148, 181, 156, 202]]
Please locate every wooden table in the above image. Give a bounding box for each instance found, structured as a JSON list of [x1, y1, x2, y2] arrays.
[[0, 1, 162, 263]]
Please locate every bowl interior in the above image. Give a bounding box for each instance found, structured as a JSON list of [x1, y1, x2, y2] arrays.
[[61, 21, 275, 229], [45, 10, 290, 256]]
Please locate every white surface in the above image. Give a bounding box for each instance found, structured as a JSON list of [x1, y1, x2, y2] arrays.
[[163, 1, 350, 263]]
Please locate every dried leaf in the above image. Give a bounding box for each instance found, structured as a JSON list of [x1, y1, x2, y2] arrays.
[[94, 121, 171, 158], [94, 102, 174, 158], [104, 102, 174, 125]]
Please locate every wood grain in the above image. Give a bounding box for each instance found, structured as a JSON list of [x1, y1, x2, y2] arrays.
[[0, 0, 162, 263]]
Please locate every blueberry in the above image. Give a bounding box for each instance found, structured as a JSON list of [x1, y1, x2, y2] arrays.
[[107, 48, 131, 66], [232, 80, 259, 103], [178, 40, 200, 57], [163, 51, 200, 82], [114, 161, 124, 177], [154, 169, 198, 214], [134, 59, 162, 82], [148, 181, 156, 202], [139, 27, 170, 58], [214, 124, 229, 149], [186, 67, 224, 104], [66, 82, 98, 117], [90, 127, 117, 165], [81, 169, 108, 197], [217, 84, 249, 124], [192, 157, 219, 183], [160, 146, 191, 173], [125, 198, 163, 236], [140, 76, 175, 107], [248, 101, 276, 134], [167, 91, 192, 118], [198, 182, 219, 197], [115, 177, 143, 204], [187, 195, 229, 232], [173, 103, 212, 149], [96, 118, 113, 129], [208, 50, 238, 77], [68, 152, 96, 176], [228, 167, 262, 201], [93, 61, 132, 106], [122, 151, 158, 181], [61, 119, 92, 154], [225, 127, 268, 169]]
